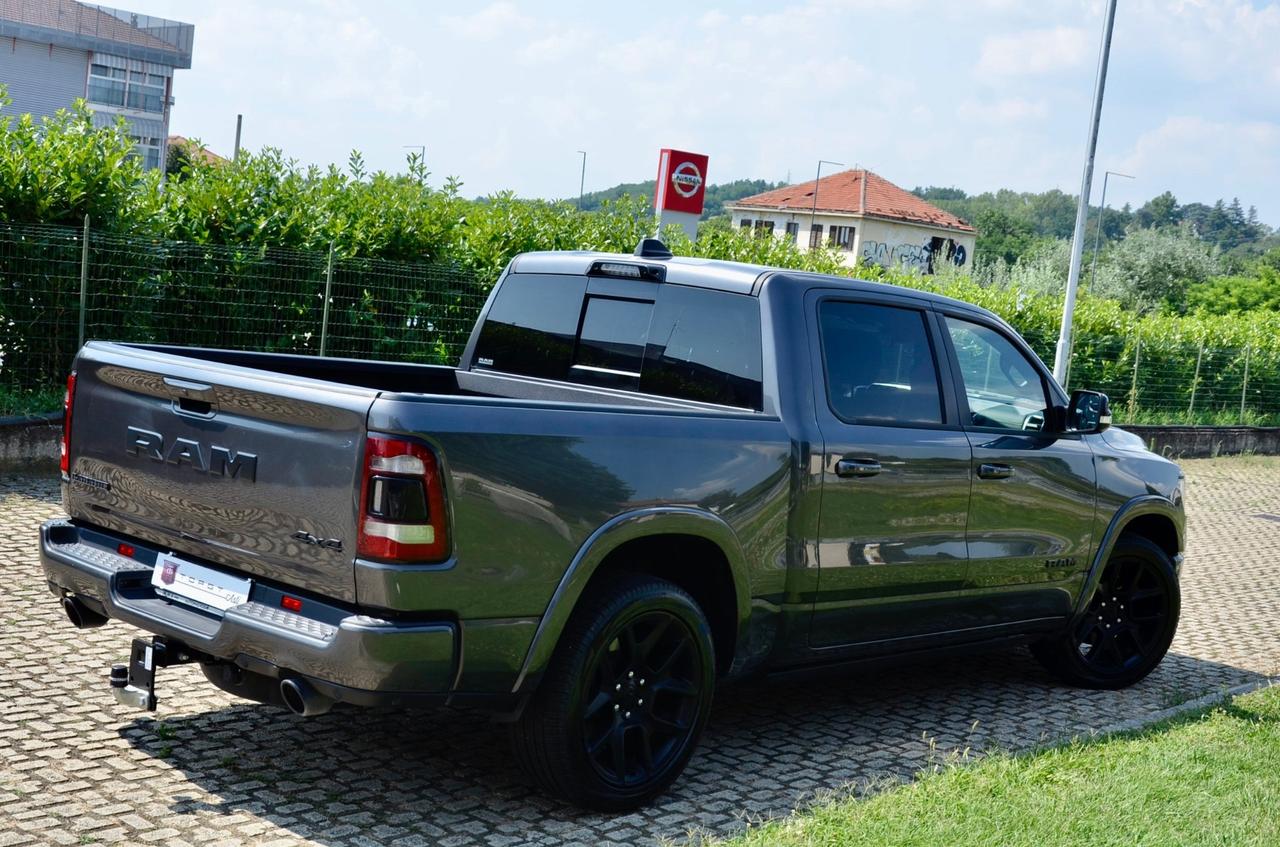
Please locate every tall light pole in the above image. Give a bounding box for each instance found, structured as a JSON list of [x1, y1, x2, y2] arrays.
[[809, 159, 844, 248], [1087, 170, 1134, 293], [1053, 0, 1119, 387], [577, 150, 587, 210]]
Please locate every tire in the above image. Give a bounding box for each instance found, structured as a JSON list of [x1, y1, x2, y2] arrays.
[[1032, 535, 1180, 689], [510, 573, 716, 811]]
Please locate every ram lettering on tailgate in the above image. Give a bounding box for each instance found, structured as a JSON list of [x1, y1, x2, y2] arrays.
[[125, 426, 258, 481]]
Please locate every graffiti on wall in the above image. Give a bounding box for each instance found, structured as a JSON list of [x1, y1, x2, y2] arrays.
[[861, 238, 967, 272]]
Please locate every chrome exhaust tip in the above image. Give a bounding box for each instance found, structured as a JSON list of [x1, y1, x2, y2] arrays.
[[279, 677, 333, 717], [63, 595, 108, 629]]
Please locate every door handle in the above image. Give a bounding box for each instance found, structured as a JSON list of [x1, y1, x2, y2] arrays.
[[977, 463, 1013, 480], [836, 458, 882, 478]]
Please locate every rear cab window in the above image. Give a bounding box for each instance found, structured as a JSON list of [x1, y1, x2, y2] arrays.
[[472, 272, 764, 410]]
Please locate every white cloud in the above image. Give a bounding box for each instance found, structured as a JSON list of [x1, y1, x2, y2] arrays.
[[1115, 116, 1280, 209], [959, 97, 1050, 123], [441, 2, 532, 41], [976, 26, 1091, 76]]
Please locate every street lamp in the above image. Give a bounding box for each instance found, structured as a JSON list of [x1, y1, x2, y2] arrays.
[[809, 159, 845, 248], [1087, 170, 1134, 293], [1053, 0, 1119, 386], [577, 150, 587, 210]]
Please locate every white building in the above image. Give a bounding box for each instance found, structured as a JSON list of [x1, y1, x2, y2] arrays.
[[0, 0, 194, 170], [726, 169, 976, 273]]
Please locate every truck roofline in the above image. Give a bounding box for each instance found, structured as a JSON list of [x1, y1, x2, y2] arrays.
[[506, 249, 1003, 323]]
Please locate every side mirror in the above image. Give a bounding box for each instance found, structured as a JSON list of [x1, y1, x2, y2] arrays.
[[1067, 389, 1111, 434]]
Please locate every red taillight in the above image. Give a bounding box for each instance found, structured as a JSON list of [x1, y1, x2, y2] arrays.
[[357, 434, 449, 562], [60, 372, 76, 475], [281, 596, 303, 613]]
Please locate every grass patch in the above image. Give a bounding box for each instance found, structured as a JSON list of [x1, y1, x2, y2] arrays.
[[717, 684, 1280, 847]]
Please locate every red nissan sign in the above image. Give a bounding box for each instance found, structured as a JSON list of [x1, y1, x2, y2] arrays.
[[654, 149, 709, 216]]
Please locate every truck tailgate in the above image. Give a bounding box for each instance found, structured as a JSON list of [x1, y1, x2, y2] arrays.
[[64, 342, 377, 603]]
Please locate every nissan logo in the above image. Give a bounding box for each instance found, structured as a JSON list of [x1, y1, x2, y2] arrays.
[[671, 161, 703, 198]]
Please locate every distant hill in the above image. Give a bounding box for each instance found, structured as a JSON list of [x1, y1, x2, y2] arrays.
[[577, 178, 781, 219], [912, 185, 1278, 261]]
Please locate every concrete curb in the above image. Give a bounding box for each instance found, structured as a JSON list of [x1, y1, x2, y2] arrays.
[[0, 411, 61, 471], [1124, 425, 1280, 459], [1091, 676, 1278, 738]]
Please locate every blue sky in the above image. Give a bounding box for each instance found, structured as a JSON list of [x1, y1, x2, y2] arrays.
[[143, 0, 1280, 225]]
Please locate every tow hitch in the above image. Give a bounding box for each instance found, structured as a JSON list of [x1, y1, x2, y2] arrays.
[[109, 637, 196, 711]]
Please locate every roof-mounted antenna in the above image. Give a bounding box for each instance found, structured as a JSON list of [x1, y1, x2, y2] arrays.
[[634, 238, 673, 260]]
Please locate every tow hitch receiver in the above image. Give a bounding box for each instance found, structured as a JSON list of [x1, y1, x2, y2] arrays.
[[109, 637, 196, 711]]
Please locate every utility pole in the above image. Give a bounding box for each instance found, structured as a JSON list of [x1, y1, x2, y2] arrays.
[[233, 114, 242, 162], [402, 145, 426, 175], [1087, 170, 1134, 293], [577, 150, 587, 210], [1053, 0, 1119, 386], [809, 159, 844, 248]]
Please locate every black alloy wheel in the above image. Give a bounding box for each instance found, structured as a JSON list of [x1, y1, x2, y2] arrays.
[[1074, 550, 1171, 673], [510, 574, 715, 810], [581, 609, 702, 788], [1031, 535, 1180, 689]]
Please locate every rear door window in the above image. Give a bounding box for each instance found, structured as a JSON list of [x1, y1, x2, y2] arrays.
[[819, 300, 944, 426], [473, 273, 763, 409]]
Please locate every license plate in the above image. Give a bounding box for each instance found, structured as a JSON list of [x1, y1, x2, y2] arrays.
[[151, 552, 251, 614]]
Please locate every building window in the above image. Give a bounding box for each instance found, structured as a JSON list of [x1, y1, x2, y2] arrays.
[[828, 225, 855, 251], [89, 63, 166, 114], [128, 134, 163, 171], [785, 221, 800, 243], [740, 218, 753, 230], [809, 224, 823, 248], [754, 220, 774, 237]]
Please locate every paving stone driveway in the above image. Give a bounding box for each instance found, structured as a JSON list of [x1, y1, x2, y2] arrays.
[[2, 457, 1279, 847]]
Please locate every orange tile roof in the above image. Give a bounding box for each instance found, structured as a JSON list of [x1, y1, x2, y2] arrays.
[[731, 169, 974, 232], [167, 135, 225, 165]]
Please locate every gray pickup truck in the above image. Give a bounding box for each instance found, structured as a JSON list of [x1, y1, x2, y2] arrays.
[[42, 238, 1185, 810]]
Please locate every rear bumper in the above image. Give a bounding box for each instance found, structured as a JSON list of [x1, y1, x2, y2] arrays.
[[40, 519, 461, 704]]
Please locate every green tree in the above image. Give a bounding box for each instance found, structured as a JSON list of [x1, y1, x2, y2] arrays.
[[974, 208, 1038, 264], [1098, 226, 1223, 311], [1135, 191, 1181, 229]]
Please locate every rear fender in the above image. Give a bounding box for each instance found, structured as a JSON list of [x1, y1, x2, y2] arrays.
[[510, 507, 751, 694]]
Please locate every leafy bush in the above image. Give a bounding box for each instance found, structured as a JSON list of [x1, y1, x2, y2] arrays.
[[0, 87, 157, 232]]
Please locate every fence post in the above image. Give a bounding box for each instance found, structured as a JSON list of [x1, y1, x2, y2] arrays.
[[78, 214, 90, 348], [319, 242, 335, 357], [1240, 344, 1251, 424], [1128, 333, 1141, 419], [1188, 340, 1204, 420]]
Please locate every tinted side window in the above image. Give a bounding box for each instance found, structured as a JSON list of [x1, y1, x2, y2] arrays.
[[472, 274, 764, 409], [641, 285, 762, 410], [945, 317, 1049, 431], [820, 301, 943, 426], [473, 273, 587, 379]]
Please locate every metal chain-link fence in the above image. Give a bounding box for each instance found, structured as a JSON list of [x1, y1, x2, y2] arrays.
[[0, 220, 488, 413], [1021, 330, 1280, 427], [2, 218, 1278, 424]]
